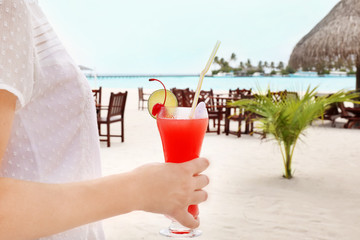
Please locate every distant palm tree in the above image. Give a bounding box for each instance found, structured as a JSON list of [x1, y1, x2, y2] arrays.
[[246, 59, 252, 69], [231, 87, 359, 179], [230, 53, 237, 62], [239, 61, 244, 69], [213, 56, 221, 70], [277, 61, 284, 70], [270, 61, 275, 69], [219, 58, 225, 67]]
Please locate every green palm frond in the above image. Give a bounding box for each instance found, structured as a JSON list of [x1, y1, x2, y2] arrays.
[[229, 86, 359, 179]]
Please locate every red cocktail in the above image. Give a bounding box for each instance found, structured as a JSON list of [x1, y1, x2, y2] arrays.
[[157, 106, 208, 238]]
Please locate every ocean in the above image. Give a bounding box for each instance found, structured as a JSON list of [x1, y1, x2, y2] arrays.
[[87, 76, 356, 93]]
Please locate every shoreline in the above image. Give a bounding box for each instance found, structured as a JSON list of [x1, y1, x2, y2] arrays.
[[87, 74, 356, 79], [89, 76, 356, 93]]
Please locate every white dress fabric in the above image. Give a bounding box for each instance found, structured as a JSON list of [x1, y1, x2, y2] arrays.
[[0, 0, 105, 239]]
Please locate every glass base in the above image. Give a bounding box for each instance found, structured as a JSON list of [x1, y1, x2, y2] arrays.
[[160, 228, 202, 238], [160, 220, 202, 238]]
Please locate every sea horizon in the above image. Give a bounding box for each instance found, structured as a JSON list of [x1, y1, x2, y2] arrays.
[[87, 75, 356, 93]]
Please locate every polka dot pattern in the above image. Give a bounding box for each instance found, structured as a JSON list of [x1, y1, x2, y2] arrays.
[[0, 1, 105, 239]]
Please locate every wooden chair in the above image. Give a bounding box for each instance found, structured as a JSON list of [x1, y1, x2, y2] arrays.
[[198, 89, 223, 134], [198, 89, 214, 106], [171, 88, 195, 107], [268, 90, 287, 102], [313, 94, 340, 127], [183, 89, 195, 107], [225, 95, 257, 138], [337, 102, 360, 129], [171, 88, 185, 107], [92, 87, 102, 119], [98, 91, 128, 147], [321, 103, 341, 127], [225, 89, 253, 137], [138, 87, 149, 110], [225, 105, 247, 137], [229, 88, 252, 98], [92, 87, 102, 105], [171, 88, 224, 134], [286, 91, 299, 100]]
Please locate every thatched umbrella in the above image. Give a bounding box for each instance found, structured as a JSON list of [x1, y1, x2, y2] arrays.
[[289, 0, 360, 91]]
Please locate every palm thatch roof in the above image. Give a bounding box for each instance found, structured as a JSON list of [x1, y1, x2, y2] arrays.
[[289, 0, 360, 90]]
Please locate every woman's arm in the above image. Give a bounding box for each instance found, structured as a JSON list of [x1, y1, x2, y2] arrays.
[[0, 90, 16, 163], [0, 90, 209, 240]]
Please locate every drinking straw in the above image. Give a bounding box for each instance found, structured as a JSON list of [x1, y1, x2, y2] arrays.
[[189, 40, 221, 118]]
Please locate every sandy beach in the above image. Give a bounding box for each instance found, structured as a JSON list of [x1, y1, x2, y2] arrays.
[[98, 88, 360, 240]]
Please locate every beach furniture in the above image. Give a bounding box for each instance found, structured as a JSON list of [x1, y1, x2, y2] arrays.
[[170, 88, 224, 134], [98, 91, 128, 147], [225, 97, 257, 138], [267, 90, 288, 102], [225, 89, 253, 137], [198, 89, 223, 135], [337, 102, 360, 129], [171, 88, 195, 107], [322, 103, 341, 127], [225, 103, 247, 137], [314, 94, 340, 127], [229, 88, 252, 98], [170, 88, 225, 134], [92, 87, 102, 119], [138, 87, 149, 110], [225, 90, 291, 138], [286, 91, 299, 100], [92, 86, 102, 105]]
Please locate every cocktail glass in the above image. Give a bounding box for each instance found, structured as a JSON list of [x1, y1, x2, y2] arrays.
[[156, 106, 208, 238]]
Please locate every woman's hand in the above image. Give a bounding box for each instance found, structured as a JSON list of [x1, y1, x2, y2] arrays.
[[131, 158, 210, 229]]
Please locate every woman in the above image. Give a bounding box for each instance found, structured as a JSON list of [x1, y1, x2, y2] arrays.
[[0, 0, 209, 239]]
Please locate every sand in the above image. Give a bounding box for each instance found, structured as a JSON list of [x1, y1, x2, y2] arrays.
[[98, 88, 360, 240]]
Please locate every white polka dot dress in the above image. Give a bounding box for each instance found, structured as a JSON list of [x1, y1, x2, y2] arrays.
[[0, 0, 105, 239]]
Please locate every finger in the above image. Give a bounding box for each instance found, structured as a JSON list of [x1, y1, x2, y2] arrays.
[[174, 211, 200, 229], [190, 190, 208, 205], [193, 174, 209, 190], [184, 158, 210, 175]]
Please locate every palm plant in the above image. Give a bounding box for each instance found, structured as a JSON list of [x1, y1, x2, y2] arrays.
[[230, 87, 359, 179]]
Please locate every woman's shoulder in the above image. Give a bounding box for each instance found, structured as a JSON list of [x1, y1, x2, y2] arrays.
[[0, 0, 31, 12], [0, 0, 28, 6], [1, 0, 38, 3], [0, 0, 38, 10], [0, 0, 34, 26]]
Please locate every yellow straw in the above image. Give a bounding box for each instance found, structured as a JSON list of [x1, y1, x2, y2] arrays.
[[190, 40, 221, 118]]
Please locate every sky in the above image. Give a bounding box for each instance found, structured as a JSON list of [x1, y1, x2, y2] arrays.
[[38, 0, 340, 75]]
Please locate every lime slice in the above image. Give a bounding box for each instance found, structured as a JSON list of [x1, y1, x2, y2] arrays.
[[148, 89, 178, 119]]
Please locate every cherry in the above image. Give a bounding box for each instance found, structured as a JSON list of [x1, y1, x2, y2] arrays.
[[152, 103, 164, 116], [149, 78, 167, 117]]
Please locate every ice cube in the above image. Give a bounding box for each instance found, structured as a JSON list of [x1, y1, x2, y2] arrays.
[[194, 102, 208, 119], [175, 108, 189, 119]]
